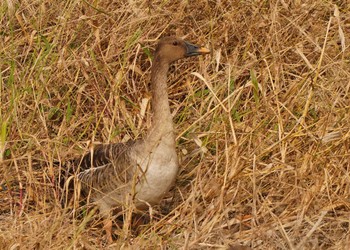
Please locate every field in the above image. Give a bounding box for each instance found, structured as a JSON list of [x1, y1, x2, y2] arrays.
[[1, 0, 350, 249]]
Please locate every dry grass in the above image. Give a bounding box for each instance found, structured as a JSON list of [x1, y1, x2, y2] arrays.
[[1, 0, 350, 249]]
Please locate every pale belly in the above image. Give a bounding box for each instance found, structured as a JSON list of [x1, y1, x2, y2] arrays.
[[134, 142, 179, 207]]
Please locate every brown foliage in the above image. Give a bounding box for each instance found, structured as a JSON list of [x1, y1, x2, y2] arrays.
[[1, 0, 350, 249]]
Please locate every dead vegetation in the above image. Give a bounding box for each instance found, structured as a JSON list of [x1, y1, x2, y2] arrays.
[[1, 0, 350, 249]]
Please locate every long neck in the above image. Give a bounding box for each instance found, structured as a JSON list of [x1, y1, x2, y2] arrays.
[[145, 57, 174, 145]]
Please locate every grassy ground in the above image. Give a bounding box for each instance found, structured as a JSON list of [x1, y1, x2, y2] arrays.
[[1, 0, 350, 249]]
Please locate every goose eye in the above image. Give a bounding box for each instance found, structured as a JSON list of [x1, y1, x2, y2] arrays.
[[172, 41, 178, 46]]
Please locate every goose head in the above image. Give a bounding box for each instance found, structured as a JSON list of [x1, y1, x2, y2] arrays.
[[154, 36, 210, 64]]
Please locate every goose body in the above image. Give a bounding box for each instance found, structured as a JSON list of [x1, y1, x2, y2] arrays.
[[77, 135, 178, 211], [64, 36, 209, 241]]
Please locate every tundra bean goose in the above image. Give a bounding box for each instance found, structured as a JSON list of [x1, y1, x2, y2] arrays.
[[63, 36, 210, 242]]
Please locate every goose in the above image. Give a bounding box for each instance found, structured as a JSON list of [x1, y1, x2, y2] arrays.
[[63, 36, 210, 242]]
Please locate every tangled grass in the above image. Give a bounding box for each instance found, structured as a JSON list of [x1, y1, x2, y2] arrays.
[[1, 0, 350, 249]]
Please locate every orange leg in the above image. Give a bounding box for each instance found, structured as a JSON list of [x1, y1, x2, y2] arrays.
[[103, 218, 113, 243]]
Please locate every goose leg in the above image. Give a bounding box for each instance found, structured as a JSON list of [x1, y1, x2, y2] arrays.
[[100, 205, 113, 243], [103, 217, 113, 243]]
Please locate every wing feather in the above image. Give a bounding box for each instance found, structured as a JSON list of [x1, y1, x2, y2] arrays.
[[61, 140, 136, 203]]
